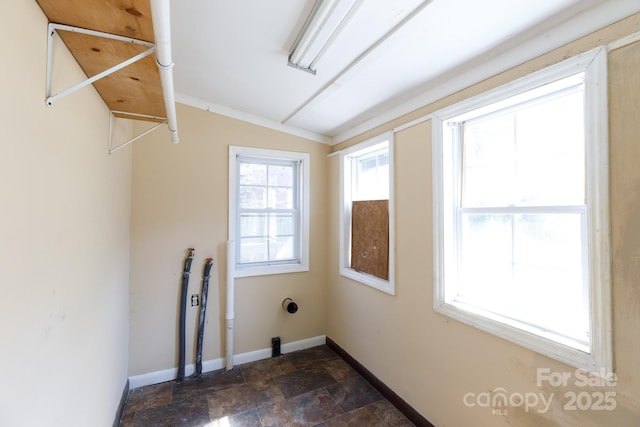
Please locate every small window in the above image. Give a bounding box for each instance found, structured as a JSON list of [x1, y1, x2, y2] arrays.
[[229, 146, 309, 277], [432, 47, 612, 375], [340, 133, 395, 294]]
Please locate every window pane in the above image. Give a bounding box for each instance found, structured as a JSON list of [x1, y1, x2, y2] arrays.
[[239, 213, 266, 238], [359, 157, 377, 173], [515, 91, 585, 205], [268, 164, 294, 186], [458, 213, 513, 300], [462, 115, 515, 207], [512, 213, 587, 341], [239, 237, 268, 263], [462, 88, 585, 207], [269, 187, 293, 209], [240, 163, 267, 185], [459, 212, 588, 343], [239, 186, 266, 208], [270, 212, 295, 236], [270, 236, 295, 261], [239, 212, 296, 264], [354, 150, 389, 201]]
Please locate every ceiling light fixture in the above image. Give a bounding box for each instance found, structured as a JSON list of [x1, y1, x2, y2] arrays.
[[288, 0, 362, 75]]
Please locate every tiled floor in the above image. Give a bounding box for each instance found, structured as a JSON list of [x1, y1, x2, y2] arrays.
[[120, 345, 414, 426]]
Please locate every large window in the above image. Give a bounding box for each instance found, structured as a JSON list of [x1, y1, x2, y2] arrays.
[[229, 146, 309, 277], [432, 47, 612, 375], [340, 132, 395, 295]]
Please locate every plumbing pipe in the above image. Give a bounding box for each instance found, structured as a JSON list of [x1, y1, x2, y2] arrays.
[[282, 298, 298, 314], [225, 241, 235, 370], [150, 0, 179, 143]]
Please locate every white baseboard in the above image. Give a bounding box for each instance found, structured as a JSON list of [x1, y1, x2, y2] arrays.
[[281, 335, 326, 353], [128, 335, 326, 389]]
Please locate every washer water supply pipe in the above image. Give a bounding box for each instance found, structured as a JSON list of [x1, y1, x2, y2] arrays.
[[225, 241, 235, 371]]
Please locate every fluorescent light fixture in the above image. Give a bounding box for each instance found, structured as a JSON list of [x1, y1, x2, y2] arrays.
[[288, 0, 362, 74]]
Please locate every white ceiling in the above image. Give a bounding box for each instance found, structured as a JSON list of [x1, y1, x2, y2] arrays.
[[170, 0, 640, 145]]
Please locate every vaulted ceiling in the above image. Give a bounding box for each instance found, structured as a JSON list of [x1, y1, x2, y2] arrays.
[[38, 1, 640, 145], [169, 0, 639, 144]]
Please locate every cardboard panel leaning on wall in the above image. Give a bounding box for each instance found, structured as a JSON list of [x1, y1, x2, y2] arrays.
[[351, 200, 389, 280], [0, 2, 132, 426], [326, 14, 640, 427], [129, 103, 330, 377]]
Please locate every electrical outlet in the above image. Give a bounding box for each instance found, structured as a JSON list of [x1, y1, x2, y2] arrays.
[[191, 294, 199, 307]]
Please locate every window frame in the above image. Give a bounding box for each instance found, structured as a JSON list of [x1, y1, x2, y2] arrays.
[[432, 47, 612, 375], [229, 146, 310, 278], [339, 132, 395, 295]]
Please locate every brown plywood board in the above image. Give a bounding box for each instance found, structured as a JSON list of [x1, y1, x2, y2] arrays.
[[36, 0, 166, 122], [56, 30, 166, 119], [36, 0, 155, 42], [351, 200, 389, 280]]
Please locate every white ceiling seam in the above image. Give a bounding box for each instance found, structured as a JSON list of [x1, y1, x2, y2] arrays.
[[315, 0, 603, 138], [175, 93, 333, 145], [151, 0, 179, 144], [282, 0, 434, 126], [166, 0, 640, 146], [331, 21, 638, 150], [331, 0, 640, 144]]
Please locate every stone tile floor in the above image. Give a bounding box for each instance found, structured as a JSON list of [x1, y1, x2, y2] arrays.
[[120, 345, 414, 426]]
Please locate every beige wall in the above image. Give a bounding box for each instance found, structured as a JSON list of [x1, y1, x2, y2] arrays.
[[327, 14, 640, 427], [0, 2, 132, 426], [129, 104, 330, 376], [6, 2, 636, 426]]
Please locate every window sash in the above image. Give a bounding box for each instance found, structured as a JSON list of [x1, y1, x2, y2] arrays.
[[348, 143, 390, 257], [433, 47, 611, 375], [456, 80, 586, 209], [457, 80, 583, 128], [236, 156, 301, 267], [449, 99, 591, 346], [339, 134, 395, 295], [452, 206, 590, 348], [350, 146, 390, 202]]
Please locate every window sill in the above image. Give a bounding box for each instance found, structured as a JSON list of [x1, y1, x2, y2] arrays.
[[235, 263, 308, 278], [434, 299, 602, 374], [340, 267, 395, 295]]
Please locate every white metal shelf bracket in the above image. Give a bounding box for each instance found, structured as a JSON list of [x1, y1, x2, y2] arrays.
[[45, 0, 179, 146], [45, 23, 156, 106], [108, 111, 167, 154]]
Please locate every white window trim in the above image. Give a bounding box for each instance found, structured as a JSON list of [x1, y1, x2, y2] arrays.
[[229, 145, 310, 278], [339, 132, 395, 295], [432, 47, 612, 375]]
